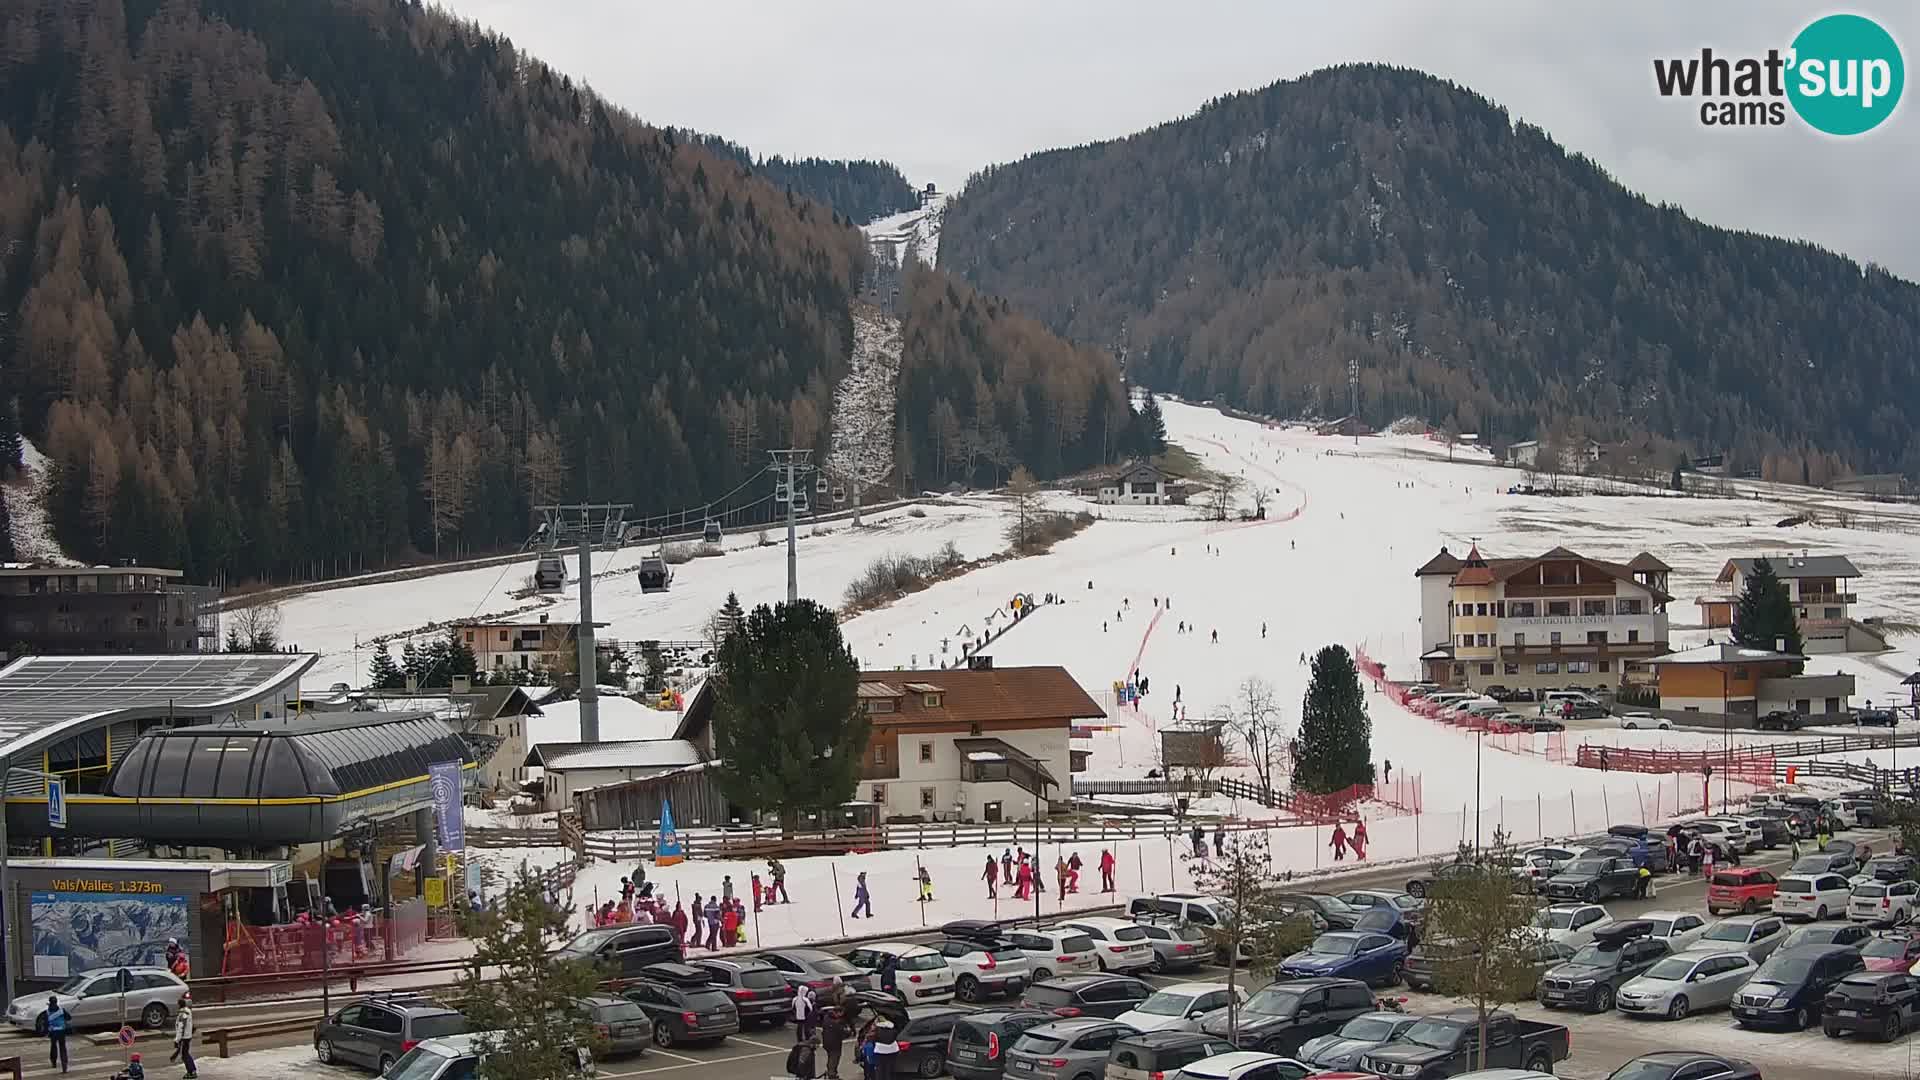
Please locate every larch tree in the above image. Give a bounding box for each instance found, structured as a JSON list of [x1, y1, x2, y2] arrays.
[[1422, 830, 1544, 1068], [710, 599, 868, 831]]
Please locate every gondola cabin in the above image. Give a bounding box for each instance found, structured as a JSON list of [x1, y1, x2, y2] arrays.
[[534, 556, 568, 592], [637, 556, 673, 594], [702, 520, 723, 544]]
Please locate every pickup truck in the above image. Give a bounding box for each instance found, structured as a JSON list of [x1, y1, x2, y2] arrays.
[[1356, 1008, 1570, 1079]]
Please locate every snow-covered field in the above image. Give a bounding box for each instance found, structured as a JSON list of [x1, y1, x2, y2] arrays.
[[863, 193, 946, 267]]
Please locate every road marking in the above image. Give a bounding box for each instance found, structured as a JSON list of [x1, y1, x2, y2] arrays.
[[605, 1048, 783, 1076], [731, 1035, 798, 1050], [647, 1048, 705, 1063]]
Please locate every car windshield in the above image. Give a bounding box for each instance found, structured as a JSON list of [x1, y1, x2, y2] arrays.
[[54, 975, 91, 995], [1135, 991, 1198, 1017], [1111, 926, 1149, 943], [1710, 873, 1749, 887], [1643, 957, 1696, 981], [1704, 923, 1753, 942], [1340, 1017, 1400, 1041], [1568, 943, 1625, 967], [1862, 939, 1908, 959], [1645, 919, 1675, 936], [557, 929, 621, 954], [411, 1014, 471, 1039], [684, 990, 733, 1010], [384, 1044, 460, 1080], [1790, 928, 1841, 947], [742, 969, 789, 989], [1311, 936, 1360, 956], [900, 953, 947, 971], [1534, 910, 1577, 930], [1021, 986, 1074, 1007], [807, 957, 861, 976], [1778, 878, 1814, 893], [1244, 987, 1302, 1016], [1013, 1034, 1067, 1055], [1399, 1019, 1462, 1050], [1754, 955, 1814, 983], [1565, 860, 1607, 876]]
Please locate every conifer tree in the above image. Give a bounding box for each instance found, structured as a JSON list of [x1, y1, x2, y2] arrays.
[[443, 628, 479, 680], [710, 599, 868, 829], [367, 644, 404, 689], [456, 866, 601, 1080], [1294, 644, 1373, 793], [1731, 556, 1804, 663], [1134, 390, 1168, 455], [640, 640, 667, 695], [0, 395, 22, 474], [401, 640, 424, 686]]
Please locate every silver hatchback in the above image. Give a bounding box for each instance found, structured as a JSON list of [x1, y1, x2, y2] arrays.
[[1005, 1019, 1136, 1080]]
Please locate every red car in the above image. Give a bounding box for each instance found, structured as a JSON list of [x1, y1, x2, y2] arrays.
[[1860, 933, 1920, 972], [1706, 867, 1779, 915]]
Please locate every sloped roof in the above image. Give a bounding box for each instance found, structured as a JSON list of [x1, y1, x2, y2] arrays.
[[363, 685, 541, 723], [1722, 556, 1861, 581], [525, 738, 701, 772], [1471, 547, 1675, 603], [1645, 643, 1805, 666], [1414, 547, 1463, 577], [1627, 552, 1673, 573]]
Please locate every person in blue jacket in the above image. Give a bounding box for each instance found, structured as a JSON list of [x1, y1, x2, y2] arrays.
[[45, 996, 70, 1073]]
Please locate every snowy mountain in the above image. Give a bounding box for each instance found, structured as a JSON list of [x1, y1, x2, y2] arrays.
[[863, 193, 947, 268]]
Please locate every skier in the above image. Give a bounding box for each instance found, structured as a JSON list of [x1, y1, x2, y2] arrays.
[[1382, 759, 1392, 784], [1140, 676, 1151, 696], [1290, 539, 1295, 550], [1175, 684, 1181, 702], [1054, 855, 1070, 896], [983, 855, 999, 899], [917, 865, 935, 903], [1190, 823, 1206, 857], [1261, 622, 1267, 639], [770, 858, 791, 903], [670, 900, 688, 942], [1066, 851, 1082, 892], [752, 872, 764, 913], [1330, 823, 1349, 861], [620, 876, 635, 904], [822, 1000, 850, 1080], [722, 874, 736, 904], [169, 991, 197, 1077], [1015, 857, 1032, 900], [1001, 848, 1015, 885], [1352, 820, 1370, 860], [1212, 824, 1225, 857], [721, 900, 741, 946], [688, 893, 705, 947], [1211, 629, 1218, 644], [851, 871, 874, 918], [1098, 848, 1116, 892], [704, 895, 723, 949], [1103, 621, 1108, 633]]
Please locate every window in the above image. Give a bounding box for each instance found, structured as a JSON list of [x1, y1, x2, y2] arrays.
[[1825, 697, 1840, 713], [1460, 634, 1473, 647], [866, 699, 896, 714], [1494, 602, 1505, 618], [1732, 666, 1750, 679], [464, 630, 475, 643], [1824, 607, 1841, 619], [874, 745, 887, 765], [1627, 629, 1639, 643], [924, 693, 943, 708], [1795, 698, 1811, 713], [1582, 600, 1609, 616], [1504, 663, 1520, 675], [919, 742, 934, 763], [1479, 663, 1494, 676], [871, 784, 886, 802], [1475, 634, 1489, 647], [1536, 662, 1559, 674], [1549, 632, 1562, 645], [1566, 661, 1592, 674], [1510, 601, 1536, 617], [498, 630, 508, 642], [920, 787, 936, 808], [1597, 660, 1611, 673], [1547, 601, 1572, 616], [1617, 598, 1643, 615], [1476, 603, 1488, 616], [1587, 630, 1608, 644], [1513, 633, 1526, 647]]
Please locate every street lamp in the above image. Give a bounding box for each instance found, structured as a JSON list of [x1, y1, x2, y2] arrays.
[[1474, 726, 1484, 852], [1901, 672, 1920, 790]]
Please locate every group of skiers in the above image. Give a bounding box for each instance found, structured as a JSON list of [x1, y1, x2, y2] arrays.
[[784, 980, 916, 1080], [589, 859, 798, 950], [978, 847, 1118, 899]]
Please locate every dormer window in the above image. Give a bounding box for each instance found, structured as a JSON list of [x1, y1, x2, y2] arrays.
[[924, 693, 943, 708]]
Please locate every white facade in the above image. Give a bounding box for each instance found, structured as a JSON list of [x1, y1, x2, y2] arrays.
[[1097, 466, 1169, 505], [856, 726, 1071, 822], [1418, 573, 1454, 652]]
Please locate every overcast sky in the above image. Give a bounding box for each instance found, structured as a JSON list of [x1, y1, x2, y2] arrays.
[[442, 0, 1918, 280]]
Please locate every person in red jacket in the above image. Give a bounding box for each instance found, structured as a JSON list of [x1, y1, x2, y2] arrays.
[[1351, 820, 1370, 860], [1098, 849, 1116, 892], [669, 900, 689, 941], [721, 901, 741, 947], [1330, 823, 1348, 861]]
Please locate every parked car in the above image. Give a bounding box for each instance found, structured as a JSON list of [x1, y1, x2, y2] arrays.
[[1334, 891, 1424, 923], [1127, 894, 1237, 931], [1512, 714, 1566, 732], [845, 942, 959, 1002], [935, 938, 1034, 1002], [379, 1033, 593, 1080], [1758, 806, 1816, 839], [1739, 814, 1791, 849], [1105, 1031, 1239, 1080], [623, 963, 741, 1048], [1822, 970, 1920, 1041], [1275, 933, 1407, 987], [1002, 928, 1102, 981], [1732, 943, 1865, 1030], [1004, 1018, 1137, 1080], [949, 1010, 1061, 1080], [1200, 978, 1372, 1055], [1857, 932, 1920, 972], [1405, 937, 1572, 994], [1614, 951, 1756, 1020], [1782, 922, 1874, 952], [553, 923, 683, 977], [1530, 903, 1611, 949], [1684, 818, 1751, 855], [1295, 1011, 1418, 1072], [1772, 873, 1854, 921], [1540, 856, 1641, 903], [313, 995, 470, 1073], [1356, 1009, 1571, 1080], [1848, 879, 1920, 925], [1404, 861, 1485, 900], [891, 1006, 970, 1079], [1116, 983, 1243, 1034], [1863, 854, 1918, 882], [1852, 707, 1898, 727], [1271, 894, 1363, 930], [1706, 868, 1779, 915], [575, 994, 650, 1059], [1603, 1052, 1760, 1080], [1692, 915, 1788, 964], [1617, 712, 1671, 730], [1758, 709, 1809, 731], [1133, 919, 1213, 974], [1636, 912, 1710, 954], [1602, 825, 1673, 872], [685, 957, 796, 1028], [1536, 922, 1668, 1012], [1171, 1051, 1314, 1080], [1061, 918, 1159, 975], [7, 967, 187, 1034], [759, 947, 875, 993], [1836, 796, 1880, 827], [1022, 975, 1154, 1019], [1793, 850, 1862, 878]]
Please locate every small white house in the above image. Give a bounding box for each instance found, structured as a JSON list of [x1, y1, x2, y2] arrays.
[[526, 738, 701, 811], [1097, 461, 1177, 505]]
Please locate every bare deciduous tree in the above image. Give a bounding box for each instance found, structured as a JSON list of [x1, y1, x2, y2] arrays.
[[1228, 677, 1288, 804], [1206, 473, 1243, 521]]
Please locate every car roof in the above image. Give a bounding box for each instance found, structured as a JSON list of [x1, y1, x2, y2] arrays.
[[1043, 974, 1130, 988], [1117, 1029, 1229, 1046], [766, 947, 844, 961], [1715, 867, 1769, 878], [1775, 943, 1856, 958], [1063, 916, 1137, 929], [861, 941, 936, 955], [1151, 982, 1231, 995], [698, 957, 776, 971], [1639, 910, 1699, 920], [1187, 1051, 1292, 1071], [1029, 1018, 1126, 1036]]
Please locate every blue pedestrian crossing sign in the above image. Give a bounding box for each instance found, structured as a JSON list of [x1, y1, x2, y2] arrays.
[[47, 777, 66, 830]]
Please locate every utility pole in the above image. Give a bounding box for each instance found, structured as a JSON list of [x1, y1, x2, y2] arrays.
[[767, 450, 814, 605], [1348, 356, 1359, 448], [535, 503, 630, 744], [577, 529, 598, 742]]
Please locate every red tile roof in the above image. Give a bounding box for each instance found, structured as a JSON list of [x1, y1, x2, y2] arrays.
[[861, 666, 1105, 726]]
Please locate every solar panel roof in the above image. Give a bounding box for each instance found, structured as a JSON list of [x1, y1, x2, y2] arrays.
[[0, 653, 316, 761]]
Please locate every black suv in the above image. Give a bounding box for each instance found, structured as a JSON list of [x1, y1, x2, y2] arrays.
[[313, 996, 468, 1074], [622, 962, 741, 1047], [1537, 923, 1668, 1012], [1019, 974, 1152, 1019], [554, 924, 682, 978], [689, 957, 796, 1029], [1732, 944, 1865, 1030], [1823, 971, 1920, 1041], [1105, 1031, 1239, 1080], [1540, 855, 1641, 902], [1199, 977, 1373, 1055], [893, 1007, 969, 1080], [947, 1009, 1058, 1080]]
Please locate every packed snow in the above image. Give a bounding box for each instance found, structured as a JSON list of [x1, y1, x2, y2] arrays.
[[863, 193, 946, 268], [2, 437, 79, 565], [826, 306, 903, 494]]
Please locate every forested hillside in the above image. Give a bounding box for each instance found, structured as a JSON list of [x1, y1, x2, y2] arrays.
[[677, 132, 919, 224], [941, 64, 1920, 480], [0, 0, 1120, 584]]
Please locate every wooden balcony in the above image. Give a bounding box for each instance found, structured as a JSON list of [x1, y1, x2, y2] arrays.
[[1499, 641, 1664, 659], [1503, 581, 1618, 598]]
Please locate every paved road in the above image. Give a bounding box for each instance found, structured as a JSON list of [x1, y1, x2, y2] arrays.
[[4, 830, 1899, 1080]]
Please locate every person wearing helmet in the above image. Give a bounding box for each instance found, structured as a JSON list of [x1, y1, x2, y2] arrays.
[[171, 992, 197, 1078], [111, 1051, 144, 1080]]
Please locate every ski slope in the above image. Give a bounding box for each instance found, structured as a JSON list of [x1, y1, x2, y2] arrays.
[[863, 193, 946, 267]]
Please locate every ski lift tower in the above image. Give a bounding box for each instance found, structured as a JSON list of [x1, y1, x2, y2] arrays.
[[534, 502, 631, 743], [767, 449, 815, 604]]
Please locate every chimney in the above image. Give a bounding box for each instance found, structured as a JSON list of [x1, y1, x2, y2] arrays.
[[540, 613, 550, 624], [1775, 637, 1786, 653], [451, 674, 471, 694], [405, 673, 418, 691]]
